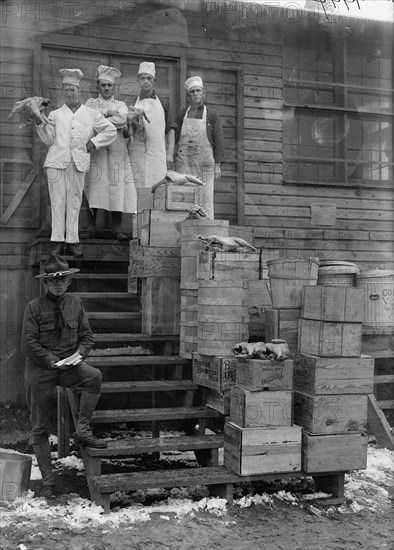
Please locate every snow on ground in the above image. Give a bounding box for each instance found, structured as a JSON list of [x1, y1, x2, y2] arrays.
[[0, 445, 392, 530]]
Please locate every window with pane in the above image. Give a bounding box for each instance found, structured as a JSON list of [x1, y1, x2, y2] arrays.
[[283, 34, 393, 187]]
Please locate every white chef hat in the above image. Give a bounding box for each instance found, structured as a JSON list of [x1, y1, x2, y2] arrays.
[[97, 65, 121, 84], [59, 68, 84, 86], [184, 76, 204, 92], [138, 62, 156, 78]]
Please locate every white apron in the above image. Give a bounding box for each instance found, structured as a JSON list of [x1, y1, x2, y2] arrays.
[[175, 106, 215, 218], [84, 97, 136, 213], [128, 96, 167, 188]]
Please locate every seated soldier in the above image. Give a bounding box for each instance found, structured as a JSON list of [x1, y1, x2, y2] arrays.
[[21, 253, 107, 498]]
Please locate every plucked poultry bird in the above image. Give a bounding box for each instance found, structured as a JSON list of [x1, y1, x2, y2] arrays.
[[197, 234, 257, 252], [151, 170, 206, 193], [187, 204, 208, 219], [264, 340, 290, 362], [126, 106, 150, 146], [8, 96, 53, 128]]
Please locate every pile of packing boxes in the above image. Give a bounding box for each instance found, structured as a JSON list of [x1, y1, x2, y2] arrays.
[[294, 286, 373, 474]]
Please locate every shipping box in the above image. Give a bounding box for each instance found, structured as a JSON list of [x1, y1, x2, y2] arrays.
[[293, 391, 368, 435], [192, 353, 237, 391], [302, 286, 364, 323], [298, 319, 362, 357], [293, 353, 374, 395], [265, 307, 301, 354], [302, 432, 368, 473], [236, 358, 294, 391], [224, 422, 302, 476], [140, 210, 186, 246], [230, 386, 292, 427], [153, 185, 203, 211], [203, 388, 231, 415]]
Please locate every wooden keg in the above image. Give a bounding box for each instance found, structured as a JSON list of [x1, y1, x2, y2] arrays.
[[180, 219, 229, 289], [318, 261, 359, 287], [197, 280, 249, 356], [267, 258, 319, 308]]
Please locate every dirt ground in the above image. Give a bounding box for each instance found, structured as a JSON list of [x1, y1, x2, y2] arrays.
[[1, 404, 393, 550]]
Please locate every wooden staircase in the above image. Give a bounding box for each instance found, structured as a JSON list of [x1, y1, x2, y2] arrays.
[[29, 240, 227, 508]]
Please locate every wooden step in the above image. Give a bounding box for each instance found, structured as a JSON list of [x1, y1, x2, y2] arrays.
[[88, 355, 190, 367], [75, 292, 134, 299], [76, 380, 198, 393], [74, 273, 128, 279], [86, 312, 141, 320], [86, 434, 223, 458], [93, 333, 179, 343], [92, 406, 223, 424]]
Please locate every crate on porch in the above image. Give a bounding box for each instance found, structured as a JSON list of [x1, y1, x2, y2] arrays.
[[224, 422, 302, 476], [293, 353, 374, 395], [265, 307, 301, 355], [302, 286, 365, 323], [302, 432, 368, 473], [230, 386, 293, 428], [298, 319, 362, 357], [235, 357, 294, 391], [293, 391, 368, 435], [153, 185, 203, 211], [202, 388, 231, 415], [141, 276, 180, 336], [139, 210, 187, 246], [192, 353, 237, 391]]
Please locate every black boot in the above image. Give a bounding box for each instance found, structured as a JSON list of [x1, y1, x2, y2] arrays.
[[50, 241, 64, 254], [74, 392, 107, 449], [33, 442, 55, 498], [80, 208, 97, 239], [112, 211, 128, 241]]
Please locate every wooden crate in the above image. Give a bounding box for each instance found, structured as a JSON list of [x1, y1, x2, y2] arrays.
[[230, 387, 293, 428], [265, 307, 301, 354], [141, 277, 180, 335], [293, 391, 368, 435], [129, 244, 180, 278], [293, 353, 374, 395], [298, 319, 362, 357], [236, 358, 294, 391], [224, 422, 302, 476], [302, 432, 368, 473], [192, 353, 237, 391], [198, 250, 260, 281], [153, 185, 203, 211], [137, 188, 153, 212], [140, 210, 186, 246], [203, 388, 231, 415], [302, 286, 365, 323]]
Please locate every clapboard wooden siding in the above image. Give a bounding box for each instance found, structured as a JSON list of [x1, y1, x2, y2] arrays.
[[0, 1, 392, 402]]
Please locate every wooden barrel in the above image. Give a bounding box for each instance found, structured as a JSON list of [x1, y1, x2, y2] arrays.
[[197, 280, 249, 356], [318, 261, 359, 287], [180, 219, 229, 289], [356, 269, 394, 333], [267, 258, 319, 308], [197, 250, 259, 281], [179, 289, 199, 359]]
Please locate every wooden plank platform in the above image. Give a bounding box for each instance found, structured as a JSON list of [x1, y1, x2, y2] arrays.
[[91, 406, 223, 424], [93, 333, 179, 342], [87, 355, 191, 367], [74, 380, 198, 393], [91, 466, 346, 513], [86, 434, 224, 458], [86, 312, 141, 320]]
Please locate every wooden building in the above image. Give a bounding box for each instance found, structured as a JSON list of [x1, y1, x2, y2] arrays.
[[0, 0, 393, 403]]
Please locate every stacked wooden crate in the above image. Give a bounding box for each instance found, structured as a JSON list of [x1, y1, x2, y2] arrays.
[[294, 286, 373, 473], [265, 258, 319, 355], [224, 356, 302, 475]]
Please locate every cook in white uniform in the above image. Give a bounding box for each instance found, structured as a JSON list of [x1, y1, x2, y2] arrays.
[[128, 61, 176, 188], [174, 76, 225, 219], [35, 69, 117, 256], [84, 65, 136, 240]]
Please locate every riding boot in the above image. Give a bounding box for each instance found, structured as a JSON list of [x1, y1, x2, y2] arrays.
[[111, 211, 127, 240], [74, 391, 107, 449], [32, 442, 55, 498]]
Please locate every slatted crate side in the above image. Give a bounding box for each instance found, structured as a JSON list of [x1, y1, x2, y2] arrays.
[[301, 286, 365, 323], [153, 185, 203, 210], [293, 391, 368, 435], [192, 353, 237, 391], [298, 319, 363, 357], [265, 307, 301, 354], [293, 353, 374, 395], [202, 388, 231, 415], [129, 244, 181, 278], [302, 432, 368, 473], [235, 357, 294, 391], [230, 387, 293, 428], [224, 422, 302, 476], [139, 210, 187, 246], [141, 277, 181, 336]]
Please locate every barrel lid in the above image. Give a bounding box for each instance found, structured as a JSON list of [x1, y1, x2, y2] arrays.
[[357, 268, 394, 279], [318, 264, 359, 275]]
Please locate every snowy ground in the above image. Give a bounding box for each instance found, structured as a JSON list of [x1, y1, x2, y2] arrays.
[[0, 442, 393, 550]]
